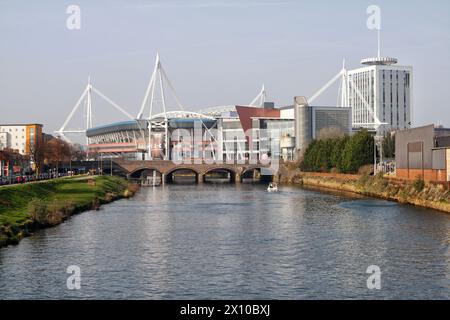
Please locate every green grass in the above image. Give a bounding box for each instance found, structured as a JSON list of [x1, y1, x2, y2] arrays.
[[0, 175, 128, 228]]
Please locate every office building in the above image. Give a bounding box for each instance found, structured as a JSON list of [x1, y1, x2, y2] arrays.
[[346, 57, 412, 132], [281, 96, 352, 154]]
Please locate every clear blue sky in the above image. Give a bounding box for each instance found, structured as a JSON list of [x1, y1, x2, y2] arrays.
[[1, 0, 449, 135]]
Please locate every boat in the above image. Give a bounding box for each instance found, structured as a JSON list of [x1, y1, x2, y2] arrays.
[[267, 183, 279, 192]]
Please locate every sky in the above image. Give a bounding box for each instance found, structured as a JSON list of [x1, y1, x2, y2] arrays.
[[0, 0, 449, 137]]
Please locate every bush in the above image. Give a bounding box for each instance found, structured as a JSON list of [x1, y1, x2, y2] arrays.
[[301, 138, 335, 172], [301, 129, 374, 174], [413, 176, 425, 192], [332, 136, 349, 170], [358, 164, 374, 176], [28, 199, 75, 226], [357, 173, 370, 189], [28, 198, 48, 225], [340, 130, 374, 173]]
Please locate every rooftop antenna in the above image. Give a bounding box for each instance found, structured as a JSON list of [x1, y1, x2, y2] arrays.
[[362, 5, 397, 66], [377, 20, 381, 59]]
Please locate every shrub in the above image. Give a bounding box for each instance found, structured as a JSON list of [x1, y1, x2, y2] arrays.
[[413, 176, 425, 192], [28, 199, 76, 226], [91, 197, 100, 210], [332, 136, 349, 171], [357, 173, 371, 189], [28, 198, 48, 225], [340, 130, 374, 173], [300, 129, 374, 174], [358, 164, 374, 176], [301, 139, 335, 172]]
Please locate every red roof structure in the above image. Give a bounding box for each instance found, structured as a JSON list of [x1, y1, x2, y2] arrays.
[[235, 106, 280, 133]]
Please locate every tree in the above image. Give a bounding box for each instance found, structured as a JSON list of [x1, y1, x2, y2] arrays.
[[300, 130, 375, 174], [28, 138, 45, 175], [331, 136, 349, 171], [301, 140, 318, 172], [44, 138, 72, 173], [70, 143, 86, 161], [301, 138, 336, 172], [317, 126, 345, 140], [340, 130, 374, 173]]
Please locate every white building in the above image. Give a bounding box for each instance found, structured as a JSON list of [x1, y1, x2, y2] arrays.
[[0, 132, 8, 150], [0, 124, 43, 155], [346, 57, 412, 133]]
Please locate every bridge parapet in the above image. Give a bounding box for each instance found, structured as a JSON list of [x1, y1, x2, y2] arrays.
[[113, 159, 275, 183]]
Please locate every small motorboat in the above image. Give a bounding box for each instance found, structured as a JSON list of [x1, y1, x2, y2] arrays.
[[267, 183, 279, 192]]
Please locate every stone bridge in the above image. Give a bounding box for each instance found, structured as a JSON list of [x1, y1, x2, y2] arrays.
[[113, 159, 276, 184]]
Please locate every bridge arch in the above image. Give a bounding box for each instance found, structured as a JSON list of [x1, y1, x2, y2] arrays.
[[165, 167, 201, 184], [241, 166, 275, 183], [129, 167, 164, 179], [203, 167, 237, 183]]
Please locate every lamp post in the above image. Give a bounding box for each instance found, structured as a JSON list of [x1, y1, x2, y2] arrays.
[[374, 135, 383, 175]]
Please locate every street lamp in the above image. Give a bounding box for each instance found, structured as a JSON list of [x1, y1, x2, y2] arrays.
[[374, 135, 383, 175]]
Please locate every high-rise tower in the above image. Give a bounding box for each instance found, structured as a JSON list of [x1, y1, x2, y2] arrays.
[[347, 56, 413, 133]]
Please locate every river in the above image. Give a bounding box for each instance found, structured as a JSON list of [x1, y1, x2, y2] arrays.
[[0, 183, 449, 299]]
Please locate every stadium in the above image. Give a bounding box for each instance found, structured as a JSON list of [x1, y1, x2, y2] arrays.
[[75, 54, 293, 163]]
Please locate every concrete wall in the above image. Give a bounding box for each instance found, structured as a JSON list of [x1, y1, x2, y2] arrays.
[[395, 124, 435, 170], [447, 149, 450, 181], [395, 125, 450, 182], [396, 168, 447, 182]]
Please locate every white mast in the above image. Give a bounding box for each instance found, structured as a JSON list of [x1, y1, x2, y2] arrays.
[[55, 77, 133, 143], [249, 84, 267, 107], [138, 54, 185, 159]]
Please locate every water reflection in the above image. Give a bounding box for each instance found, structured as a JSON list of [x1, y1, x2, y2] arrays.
[[0, 184, 449, 299]]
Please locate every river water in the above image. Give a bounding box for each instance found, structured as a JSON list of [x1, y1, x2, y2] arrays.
[[0, 183, 449, 299]]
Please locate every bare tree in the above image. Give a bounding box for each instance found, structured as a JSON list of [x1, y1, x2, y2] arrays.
[[28, 139, 45, 175], [317, 126, 345, 140], [70, 143, 86, 161], [44, 138, 72, 174]]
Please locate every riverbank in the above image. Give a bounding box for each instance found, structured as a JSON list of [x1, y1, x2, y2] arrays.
[[0, 175, 138, 248], [278, 166, 450, 213]]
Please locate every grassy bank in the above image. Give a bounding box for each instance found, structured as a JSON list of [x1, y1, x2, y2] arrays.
[[0, 175, 138, 248], [278, 165, 450, 213]]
